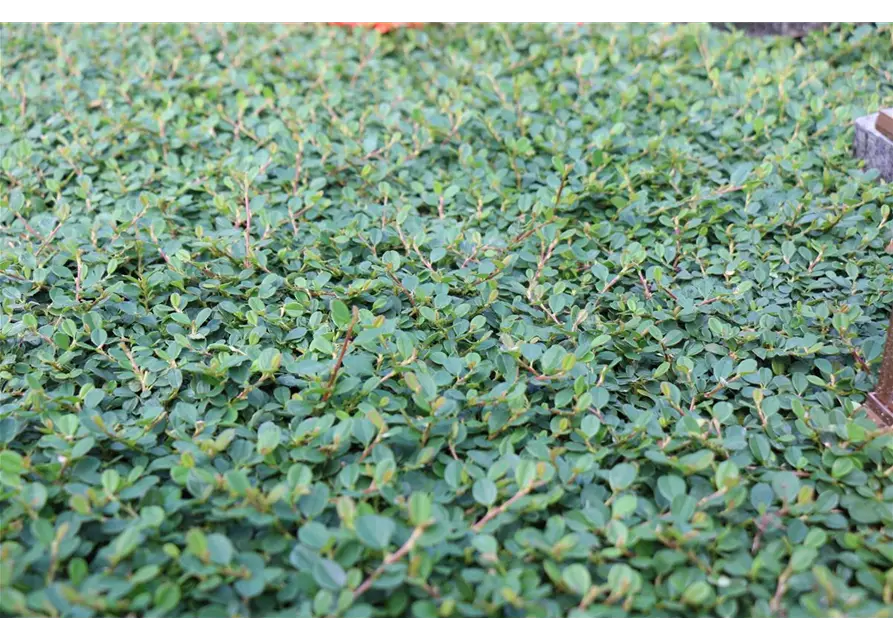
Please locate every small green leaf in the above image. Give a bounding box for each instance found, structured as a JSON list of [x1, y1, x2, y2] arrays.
[[678, 450, 714, 474], [225, 470, 251, 496], [254, 348, 281, 374], [257, 422, 282, 455], [131, 565, 160, 585], [562, 564, 592, 596], [790, 547, 818, 573], [736, 359, 757, 377], [612, 494, 637, 519], [409, 492, 432, 526], [514, 459, 536, 489], [472, 477, 498, 506], [771, 471, 800, 503], [354, 515, 395, 550], [609, 463, 637, 491], [366, 408, 387, 432], [153, 582, 181, 613], [9, 189, 24, 211], [70, 436, 95, 459], [831, 458, 853, 479], [714, 460, 740, 489], [0, 451, 24, 475], [330, 299, 351, 328], [109, 527, 143, 565], [101, 469, 120, 494], [186, 528, 208, 558], [207, 533, 234, 565], [682, 581, 714, 606], [312, 558, 347, 591]]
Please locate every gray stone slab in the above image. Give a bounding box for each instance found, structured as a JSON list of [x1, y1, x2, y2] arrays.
[[854, 112, 893, 182]]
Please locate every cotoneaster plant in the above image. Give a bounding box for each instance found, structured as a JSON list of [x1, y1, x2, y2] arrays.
[[0, 23, 892, 618]]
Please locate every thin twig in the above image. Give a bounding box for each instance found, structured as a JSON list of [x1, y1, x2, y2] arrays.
[[350, 43, 379, 87], [471, 481, 542, 532], [410, 241, 436, 274], [386, 271, 419, 314], [807, 246, 825, 273], [354, 524, 426, 598], [243, 190, 253, 265], [0, 270, 29, 282], [526, 236, 559, 301], [696, 487, 728, 507], [770, 566, 792, 615], [321, 307, 359, 403], [120, 340, 147, 393], [638, 270, 652, 299], [291, 150, 304, 196], [14, 212, 43, 241], [601, 269, 628, 294], [74, 252, 83, 302], [702, 374, 741, 400], [659, 284, 679, 301]]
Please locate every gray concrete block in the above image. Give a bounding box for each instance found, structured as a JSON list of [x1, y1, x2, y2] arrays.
[[854, 112, 893, 182], [711, 23, 828, 37]]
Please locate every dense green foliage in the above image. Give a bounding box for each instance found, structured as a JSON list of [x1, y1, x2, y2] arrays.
[[1, 23, 892, 618]]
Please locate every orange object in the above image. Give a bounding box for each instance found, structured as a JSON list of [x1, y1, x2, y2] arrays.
[[330, 23, 424, 34]]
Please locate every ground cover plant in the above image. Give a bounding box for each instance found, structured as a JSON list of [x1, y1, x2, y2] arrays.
[[1, 23, 892, 618]]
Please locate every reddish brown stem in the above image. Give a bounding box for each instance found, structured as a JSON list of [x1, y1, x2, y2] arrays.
[[354, 525, 426, 598], [243, 190, 253, 265], [638, 270, 652, 299], [322, 308, 359, 403], [14, 211, 43, 241], [471, 482, 542, 532], [527, 236, 559, 301], [74, 252, 83, 302], [601, 269, 628, 294]]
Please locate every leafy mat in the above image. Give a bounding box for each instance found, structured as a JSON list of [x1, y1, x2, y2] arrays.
[[1, 23, 892, 618]]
